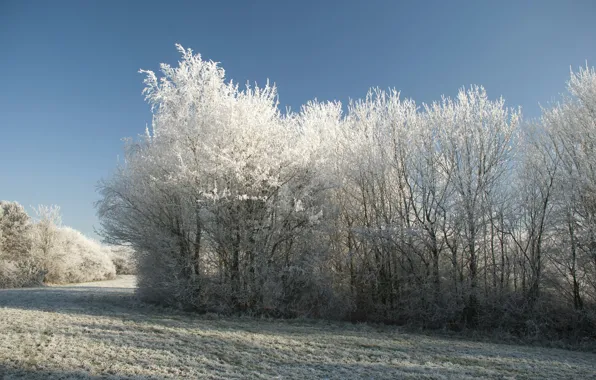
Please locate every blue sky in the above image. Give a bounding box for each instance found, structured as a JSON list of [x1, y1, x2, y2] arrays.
[[1, 0, 595, 239]]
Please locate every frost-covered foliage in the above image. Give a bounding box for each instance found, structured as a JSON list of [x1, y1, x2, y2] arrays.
[[104, 245, 137, 275], [536, 66, 596, 313], [98, 45, 333, 314], [0, 201, 40, 288], [98, 46, 596, 341], [0, 201, 117, 287], [0, 259, 27, 289], [0, 201, 32, 259], [39, 227, 116, 284], [29, 205, 62, 279]]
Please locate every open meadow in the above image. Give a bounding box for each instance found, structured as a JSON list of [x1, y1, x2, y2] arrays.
[[0, 276, 594, 379]]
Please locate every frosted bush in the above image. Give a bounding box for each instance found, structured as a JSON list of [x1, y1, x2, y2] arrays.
[[42, 227, 116, 284], [104, 245, 137, 275], [0, 201, 43, 287], [0, 260, 22, 288], [0, 202, 118, 288]]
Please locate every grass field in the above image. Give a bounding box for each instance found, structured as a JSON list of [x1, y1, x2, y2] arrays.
[[0, 276, 594, 379]]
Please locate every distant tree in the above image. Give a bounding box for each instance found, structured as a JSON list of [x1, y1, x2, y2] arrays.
[[44, 226, 116, 284], [0, 201, 39, 286], [30, 205, 62, 280], [0, 201, 32, 259]]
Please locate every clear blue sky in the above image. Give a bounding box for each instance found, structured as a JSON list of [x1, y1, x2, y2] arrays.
[[1, 0, 595, 239]]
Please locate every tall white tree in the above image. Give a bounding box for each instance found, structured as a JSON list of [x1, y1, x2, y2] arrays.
[[98, 45, 331, 313], [429, 87, 520, 323], [541, 65, 596, 309]]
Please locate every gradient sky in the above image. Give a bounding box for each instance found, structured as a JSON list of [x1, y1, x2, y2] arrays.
[[1, 0, 595, 239]]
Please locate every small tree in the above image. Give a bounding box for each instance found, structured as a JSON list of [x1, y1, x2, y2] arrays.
[[30, 205, 62, 281], [0, 201, 38, 286], [0, 201, 32, 259]]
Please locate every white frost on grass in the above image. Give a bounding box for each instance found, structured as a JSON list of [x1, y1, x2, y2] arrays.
[[49, 275, 137, 289], [0, 277, 594, 379]]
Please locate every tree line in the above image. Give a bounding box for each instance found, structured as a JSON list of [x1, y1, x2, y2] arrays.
[[97, 45, 596, 341]]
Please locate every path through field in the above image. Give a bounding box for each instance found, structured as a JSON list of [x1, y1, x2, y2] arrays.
[[0, 276, 594, 379]]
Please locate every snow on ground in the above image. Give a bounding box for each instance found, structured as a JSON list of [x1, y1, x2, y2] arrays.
[[0, 277, 594, 379]]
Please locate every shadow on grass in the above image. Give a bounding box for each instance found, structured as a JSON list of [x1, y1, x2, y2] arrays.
[[0, 364, 162, 379], [58, 319, 596, 379], [3, 285, 596, 356], [0, 286, 141, 318], [0, 285, 377, 337], [2, 285, 596, 380], [0, 361, 469, 380]]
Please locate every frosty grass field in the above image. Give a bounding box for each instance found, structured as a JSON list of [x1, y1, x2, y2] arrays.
[[0, 276, 594, 379]]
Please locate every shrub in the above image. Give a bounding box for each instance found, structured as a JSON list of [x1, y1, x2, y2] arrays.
[[105, 245, 137, 275], [42, 227, 116, 284], [0, 201, 42, 287]]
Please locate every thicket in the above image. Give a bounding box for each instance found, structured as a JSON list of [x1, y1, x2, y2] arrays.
[[0, 202, 134, 287], [97, 46, 596, 342]]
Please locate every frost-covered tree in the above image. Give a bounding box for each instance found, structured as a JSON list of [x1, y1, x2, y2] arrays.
[[105, 244, 137, 275], [0, 201, 32, 259], [98, 45, 332, 314], [30, 205, 62, 280], [0, 201, 39, 287], [427, 87, 520, 324], [0, 201, 118, 287], [97, 46, 595, 339], [540, 66, 596, 310], [506, 122, 559, 308], [43, 227, 116, 284], [324, 87, 520, 324]]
